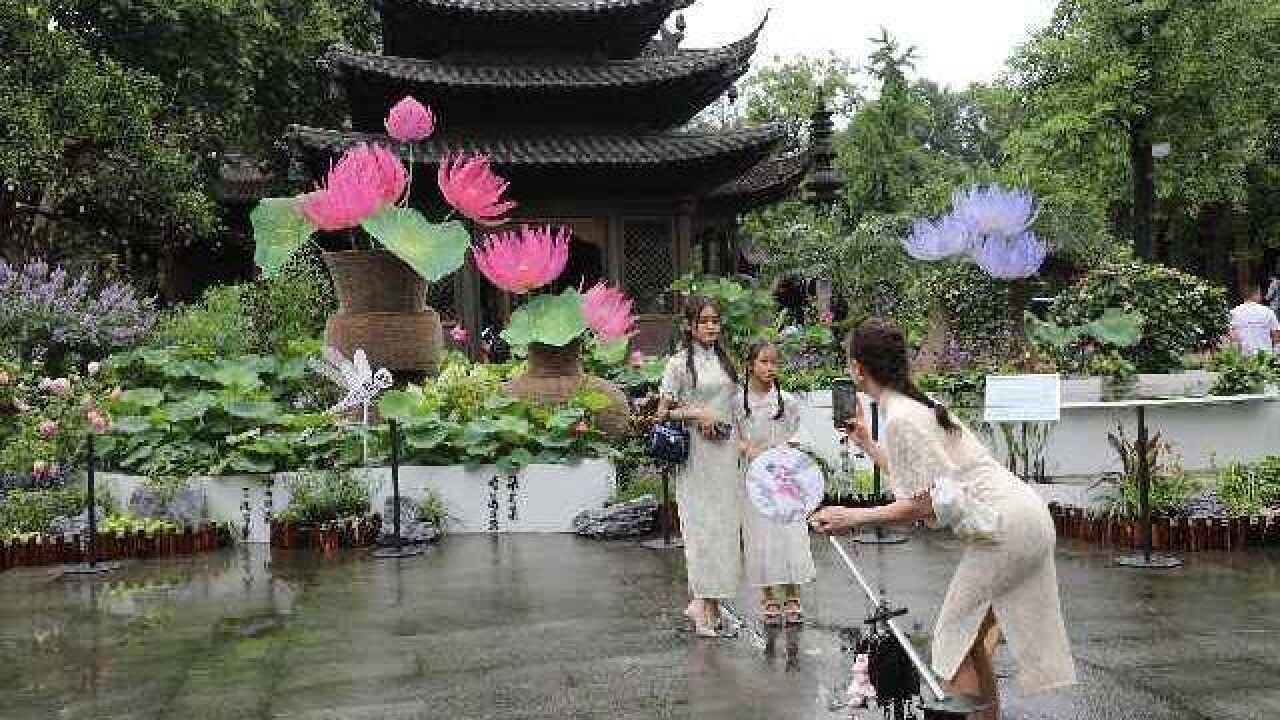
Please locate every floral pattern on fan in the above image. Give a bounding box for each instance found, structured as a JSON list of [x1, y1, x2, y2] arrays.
[[746, 446, 825, 524]]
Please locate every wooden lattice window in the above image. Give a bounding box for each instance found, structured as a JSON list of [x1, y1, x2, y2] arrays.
[[622, 218, 674, 314]]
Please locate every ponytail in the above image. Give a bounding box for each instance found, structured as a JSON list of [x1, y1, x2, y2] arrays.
[[901, 379, 958, 433]]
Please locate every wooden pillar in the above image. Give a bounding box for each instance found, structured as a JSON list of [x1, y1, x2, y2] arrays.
[[457, 258, 484, 359], [674, 199, 695, 278]]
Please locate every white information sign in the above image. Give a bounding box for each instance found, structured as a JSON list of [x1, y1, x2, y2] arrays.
[[984, 374, 1061, 423]]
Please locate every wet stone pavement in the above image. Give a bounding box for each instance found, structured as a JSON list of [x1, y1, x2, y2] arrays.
[[1, 532, 1278, 720]]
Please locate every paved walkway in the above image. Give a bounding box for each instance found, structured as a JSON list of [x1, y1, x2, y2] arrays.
[[1, 533, 1277, 719]]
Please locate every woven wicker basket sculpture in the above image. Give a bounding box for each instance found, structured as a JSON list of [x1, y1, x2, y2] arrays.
[[503, 341, 630, 438], [323, 250, 444, 379]]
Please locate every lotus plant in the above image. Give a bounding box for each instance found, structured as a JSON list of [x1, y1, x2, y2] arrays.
[[902, 183, 1049, 280], [251, 95, 509, 286]]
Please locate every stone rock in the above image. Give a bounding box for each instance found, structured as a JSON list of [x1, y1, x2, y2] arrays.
[[49, 507, 110, 536], [379, 496, 440, 545], [573, 495, 658, 539], [1182, 489, 1228, 519], [127, 486, 204, 524]]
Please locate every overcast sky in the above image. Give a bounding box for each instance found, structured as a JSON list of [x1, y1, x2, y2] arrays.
[[682, 0, 1058, 89]]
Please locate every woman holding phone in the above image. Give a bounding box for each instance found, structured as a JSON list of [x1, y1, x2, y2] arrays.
[[658, 295, 743, 637], [811, 320, 1075, 719]]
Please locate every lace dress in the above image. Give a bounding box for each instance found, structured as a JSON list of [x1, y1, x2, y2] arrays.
[[881, 391, 1077, 695], [736, 388, 817, 588], [660, 346, 743, 599]]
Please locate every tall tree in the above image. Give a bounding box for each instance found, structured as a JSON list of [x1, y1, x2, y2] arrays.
[[1005, 0, 1280, 283]]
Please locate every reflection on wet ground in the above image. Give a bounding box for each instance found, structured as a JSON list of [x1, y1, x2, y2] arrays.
[[1, 534, 1277, 719]]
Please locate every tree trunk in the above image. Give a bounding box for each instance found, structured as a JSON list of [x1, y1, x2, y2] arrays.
[[1129, 115, 1155, 261]]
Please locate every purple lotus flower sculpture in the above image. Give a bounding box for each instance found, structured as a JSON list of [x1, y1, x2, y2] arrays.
[[904, 215, 971, 261], [903, 183, 1048, 280], [951, 185, 1037, 238], [970, 232, 1049, 280]]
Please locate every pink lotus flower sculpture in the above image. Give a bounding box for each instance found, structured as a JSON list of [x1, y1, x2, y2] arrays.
[[299, 143, 400, 231], [252, 101, 505, 286], [584, 283, 636, 342], [385, 96, 435, 143], [438, 153, 517, 227], [473, 225, 570, 294]]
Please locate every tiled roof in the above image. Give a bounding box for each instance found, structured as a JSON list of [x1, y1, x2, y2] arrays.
[[326, 29, 756, 89], [708, 150, 809, 205], [287, 124, 786, 168], [390, 0, 685, 16]]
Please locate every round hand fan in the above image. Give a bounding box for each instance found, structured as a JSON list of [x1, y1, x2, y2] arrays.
[[746, 445, 825, 524]]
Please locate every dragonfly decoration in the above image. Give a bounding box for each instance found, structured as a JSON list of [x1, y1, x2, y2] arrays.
[[310, 346, 394, 463]]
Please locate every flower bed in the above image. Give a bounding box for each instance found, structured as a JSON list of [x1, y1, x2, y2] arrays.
[[269, 516, 381, 551], [1, 522, 222, 571], [1048, 503, 1279, 552]]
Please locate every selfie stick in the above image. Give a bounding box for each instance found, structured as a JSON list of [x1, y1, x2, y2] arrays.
[[828, 536, 984, 718], [855, 400, 907, 545]]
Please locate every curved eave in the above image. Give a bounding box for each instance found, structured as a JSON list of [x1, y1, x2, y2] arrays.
[[706, 149, 810, 211], [288, 124, 785, 168], [388, 0, 682, 17]]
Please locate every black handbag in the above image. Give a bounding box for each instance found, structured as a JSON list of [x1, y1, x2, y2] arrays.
[[648, 421, 691, 464]]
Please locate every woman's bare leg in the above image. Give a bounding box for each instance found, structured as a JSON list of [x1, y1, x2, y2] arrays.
[[949, 611, 1001, 719]]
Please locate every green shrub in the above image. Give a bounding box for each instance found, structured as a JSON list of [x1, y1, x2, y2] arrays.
[[1216, 456, 1280, 516], [278, 469, 370, 525], [1210, 348, 1276, 395], [152, 284, 255, 355], [0, 487, 86, 535], [150, 254, 334, 355], [1049, 262, 1228, 372]]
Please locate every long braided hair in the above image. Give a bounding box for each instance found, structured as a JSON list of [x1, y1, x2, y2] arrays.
[[847, 319, 957, 433], [742, 340, 785, 420], [681, 294, 738, 388]]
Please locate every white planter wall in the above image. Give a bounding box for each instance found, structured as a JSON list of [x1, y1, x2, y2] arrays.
[[103, 460, 616, 540], [358, 459, 616, 534], [797, 390, 1280, 481]]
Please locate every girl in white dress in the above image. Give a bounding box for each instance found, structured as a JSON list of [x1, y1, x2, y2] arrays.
[[736, 341, 817, 626], [658, 296, 742, 637], [812, 320, 1075, 720]]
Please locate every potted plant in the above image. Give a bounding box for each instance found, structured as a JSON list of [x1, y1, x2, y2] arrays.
[[250, 96, 516, 378], [469, 226, 635, 437]]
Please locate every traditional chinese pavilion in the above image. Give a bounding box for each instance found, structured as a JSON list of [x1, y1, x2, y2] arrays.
[[288, 0, 808, 353]]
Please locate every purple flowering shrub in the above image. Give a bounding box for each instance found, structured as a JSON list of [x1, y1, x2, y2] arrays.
[[0, 259, 157, 373]]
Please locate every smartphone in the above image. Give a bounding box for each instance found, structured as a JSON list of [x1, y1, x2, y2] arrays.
[[831, 378, 859, 429]]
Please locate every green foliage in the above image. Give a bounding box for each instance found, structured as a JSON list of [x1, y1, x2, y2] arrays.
[[98, 345, 357, 477], [614, 475, 664, 504], [278, 469, 370, 525], [1027, 307, 1144, 376], [1004, 0, 1280, 280], [0, 487, 85, 535], [1099, 424, 1195, 518], [739, 53, 862, 142], [1216, 456, 1280, 516], [152, 255, 335, 354], [1049, 262, 1228, 372], [378, 356, 618, 473], [1209, 349, 1276, 395], [99, 514, 178, 536], [671, 274, 779, 358], [935, 264, 1017, 362], [780, 365, 845, 393], [582, 339, 664, 393], [152, 285, 256, 355], [416, 490, 448, 532], [501, 290, 588, 349]]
